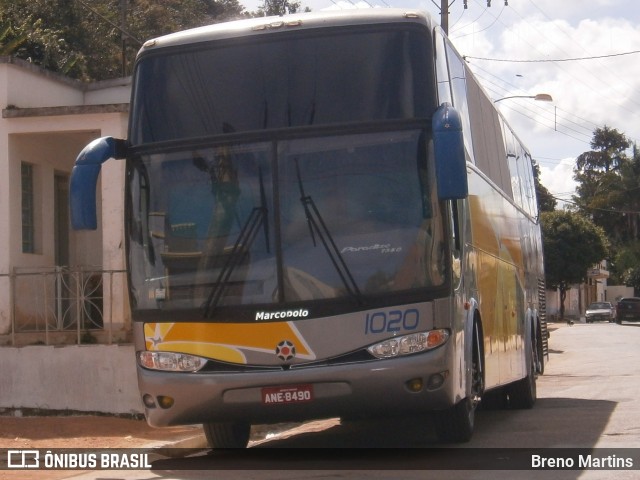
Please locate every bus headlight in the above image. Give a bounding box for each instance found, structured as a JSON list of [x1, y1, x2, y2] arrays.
[[367, 329, 449, 359], [138, 351, 207, 372]]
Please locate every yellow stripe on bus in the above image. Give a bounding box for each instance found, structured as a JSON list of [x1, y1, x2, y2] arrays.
[[144, 321, 313, 363]]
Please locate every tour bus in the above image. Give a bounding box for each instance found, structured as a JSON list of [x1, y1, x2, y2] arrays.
[[70, 9, 548, 446]]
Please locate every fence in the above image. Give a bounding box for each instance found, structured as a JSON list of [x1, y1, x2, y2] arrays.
[[1, 267, 128, 346]]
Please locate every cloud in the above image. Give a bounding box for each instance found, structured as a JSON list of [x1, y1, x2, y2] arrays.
[[234, 0, 640, 203], [539, 158, 578, 208], [450, 5, 640, 202]]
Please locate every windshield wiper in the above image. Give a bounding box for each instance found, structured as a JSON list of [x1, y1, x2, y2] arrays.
[[203, 168, 269, 318], [295, 159, 363, 304]]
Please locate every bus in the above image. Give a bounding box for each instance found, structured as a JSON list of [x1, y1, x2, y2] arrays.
[[70, 9, 548, 446]]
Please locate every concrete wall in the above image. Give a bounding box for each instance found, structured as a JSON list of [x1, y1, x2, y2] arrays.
[[546, 286, 583, 319], [606, 285, 635, 304], [0, 344, 143, 415], [84, 78, 131, 105], [1, 58, 83, 109]]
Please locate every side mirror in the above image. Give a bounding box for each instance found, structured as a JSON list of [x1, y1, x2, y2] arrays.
[[432, 103, 468, 200], [70, 136, 127, 230]]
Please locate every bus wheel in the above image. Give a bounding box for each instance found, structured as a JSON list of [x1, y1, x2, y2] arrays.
[[508, 336, 537, 409], [480, 387, 508, 410], [434, 397, 474, 443], [536, 322, 545, 375], [203, 422, 251, 449], [434, 320, 482, 443]]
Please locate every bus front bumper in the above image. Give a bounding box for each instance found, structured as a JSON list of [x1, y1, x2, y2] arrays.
[[137, 348, 458, 427]]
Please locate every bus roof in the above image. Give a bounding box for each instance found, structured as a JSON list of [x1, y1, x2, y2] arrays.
[[138, 9, 434, 54]]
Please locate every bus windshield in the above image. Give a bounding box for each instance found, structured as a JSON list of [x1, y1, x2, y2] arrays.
[[129, 26, 432, 144], [128, 129, 446, 316]]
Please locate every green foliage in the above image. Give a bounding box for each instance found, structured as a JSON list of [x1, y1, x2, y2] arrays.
[[575, 125, 631, 173], [0, 0, 247, 81], [573, 126, 640, 247], [0, 13, 29, 55], [610, 241, 640, 289], [257, 0, 306, 16], [1, 5, 85, 76], [541, 210, 609, 317], [532, 159, 556, 213], [541, 210, 609, 289]]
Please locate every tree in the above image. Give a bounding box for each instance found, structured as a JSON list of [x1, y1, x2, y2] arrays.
[[1, 4, 86, 77], [1, 12, 29, 55], [257, 0, 308, 16], [533, 159, 556, 213], [575, 125, 630, 173], [573, 127, 640, 246], [541, 210, 608, 319], [609, 241, 640, 289], [0, 0, 246, 81]]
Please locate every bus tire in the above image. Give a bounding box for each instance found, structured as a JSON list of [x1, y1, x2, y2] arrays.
[[535, 320, 545, 375], [434, 319, 483, 443], [480, 387, 508, 410], [508, 336, 537, 409], [434, 397, 474, 443], [203, 422, 251, 449]]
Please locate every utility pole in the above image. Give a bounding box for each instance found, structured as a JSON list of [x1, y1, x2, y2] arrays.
[[440, 0, 449, 35], [437, 1, 507, 35]]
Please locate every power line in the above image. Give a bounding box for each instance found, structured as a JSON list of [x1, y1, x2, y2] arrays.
[[456, 2, 640, 126], [525, 0, 640, 114], [548, 193, 640, 215], [472, 72, 594, 144], [464, 50, 640, 63], [470, 64, 598, 138], [434, 0, 504, 34], [452, 4, 506, 39], [450, 5, 489, 34]]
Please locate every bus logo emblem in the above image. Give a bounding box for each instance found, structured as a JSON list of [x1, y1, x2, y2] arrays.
[[275, 340, 296, 361]]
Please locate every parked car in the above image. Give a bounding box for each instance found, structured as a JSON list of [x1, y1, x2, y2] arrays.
[[615, 297, 640, 323], [585, 302, 615, 323]]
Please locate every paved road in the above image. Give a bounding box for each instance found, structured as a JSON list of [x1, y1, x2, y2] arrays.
[[71, 321, 640, 479]]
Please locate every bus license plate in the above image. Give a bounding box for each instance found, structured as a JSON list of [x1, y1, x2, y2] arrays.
[[262, 385, 314, 405]]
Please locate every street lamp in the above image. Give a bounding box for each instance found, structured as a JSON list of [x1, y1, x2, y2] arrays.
[[494, 93, 553, 103]]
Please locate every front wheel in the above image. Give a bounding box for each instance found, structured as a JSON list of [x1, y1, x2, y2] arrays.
[[203, 422, 251, 449], [433, 396, 475, 442], [434, 320, 483, 443]]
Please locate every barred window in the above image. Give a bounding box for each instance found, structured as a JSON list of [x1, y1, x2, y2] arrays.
[[21, 162, 35, 254]]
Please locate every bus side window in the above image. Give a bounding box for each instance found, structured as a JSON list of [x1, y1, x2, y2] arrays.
[[444, 41, 474, 162], [434, 28, 453, 106], [434, 27, 474, 162]]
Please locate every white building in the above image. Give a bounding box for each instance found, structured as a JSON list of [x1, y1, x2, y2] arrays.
[[546, 261, 612, 321], [0, 56, 131, 346]]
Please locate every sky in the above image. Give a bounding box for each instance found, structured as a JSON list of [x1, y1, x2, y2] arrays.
[[241, 0, 640, 206]]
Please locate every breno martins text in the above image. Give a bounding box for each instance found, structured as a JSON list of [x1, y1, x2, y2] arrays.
[[532, 454, 633, 469]]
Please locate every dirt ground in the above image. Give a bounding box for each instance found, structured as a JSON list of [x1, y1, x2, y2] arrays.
[[0, 414, 203, 480], [0, 413, 313, 480], [0, 414, 201, 449]]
